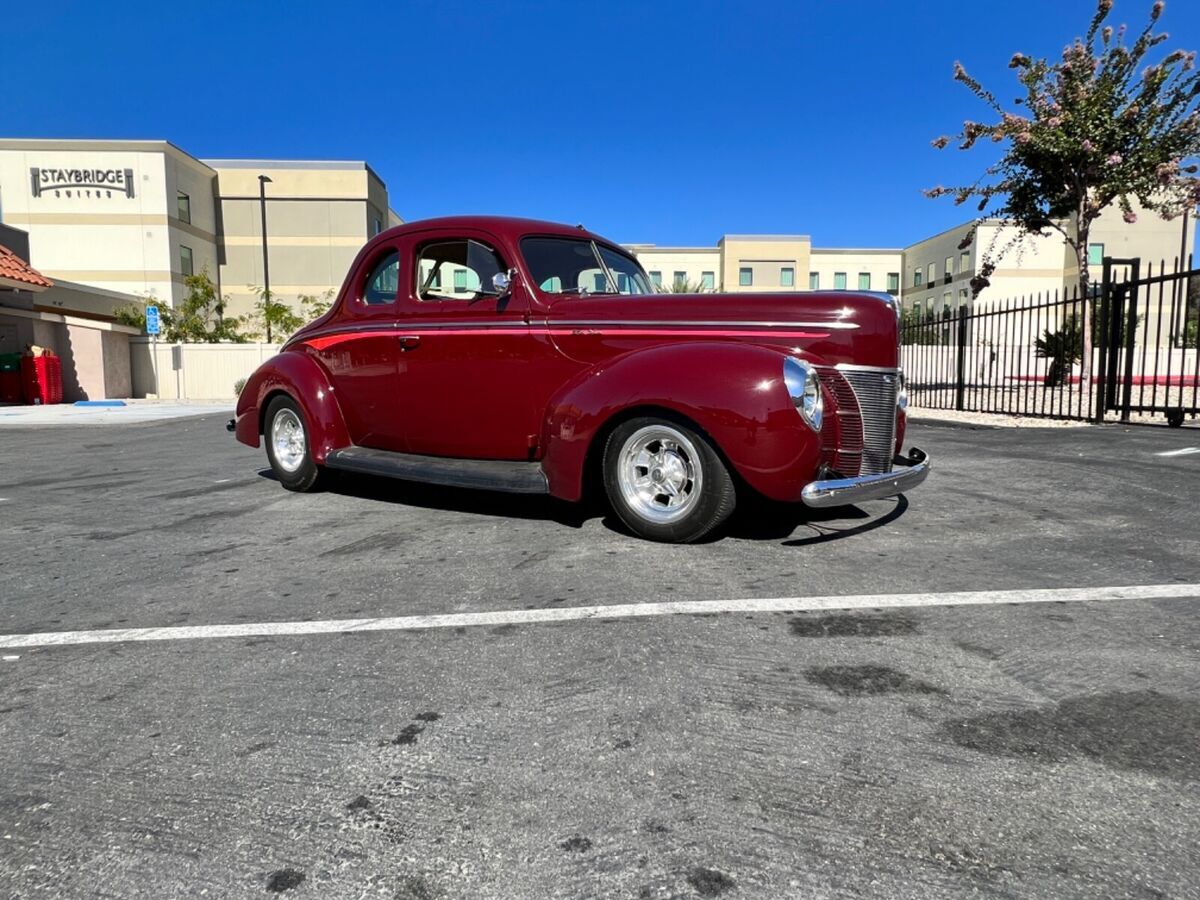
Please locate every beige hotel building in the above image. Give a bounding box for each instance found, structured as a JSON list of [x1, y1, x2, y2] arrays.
[[0, 138, 1191, 325], [632, 204, 1193, 314], [0, 139, 400, 319]]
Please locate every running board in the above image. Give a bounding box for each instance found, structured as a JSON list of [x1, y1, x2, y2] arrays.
[[324, 446, 549, 494]]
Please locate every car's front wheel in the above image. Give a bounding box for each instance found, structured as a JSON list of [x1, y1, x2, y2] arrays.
[[264, 394, 326, 492], [602, 416, 736, 543]]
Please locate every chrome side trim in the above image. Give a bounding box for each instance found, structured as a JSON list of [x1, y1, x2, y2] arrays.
[[833, 363, 901, 373], [801, 449, 930, 508], [549, 319, 859, 330]]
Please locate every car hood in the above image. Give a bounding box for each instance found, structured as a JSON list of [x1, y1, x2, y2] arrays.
[[541, 291, 901, 369]]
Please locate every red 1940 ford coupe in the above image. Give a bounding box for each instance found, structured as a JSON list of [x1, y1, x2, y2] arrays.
[[230, 216, 928, 542]]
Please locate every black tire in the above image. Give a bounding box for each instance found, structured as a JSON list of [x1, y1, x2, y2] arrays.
[[602, 415, 736, 543], [263, 395, 326, 492], [1166, 409, 1184, 429]]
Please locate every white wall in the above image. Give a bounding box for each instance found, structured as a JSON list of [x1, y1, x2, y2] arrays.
[[130, 340, 281, 399]]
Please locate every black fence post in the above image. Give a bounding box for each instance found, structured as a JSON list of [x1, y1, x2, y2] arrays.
[[955, 305, 968, 411], [1120, 258, 1142, 423]]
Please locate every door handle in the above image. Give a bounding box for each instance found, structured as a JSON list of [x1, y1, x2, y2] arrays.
[[398, 335, 421, 351]]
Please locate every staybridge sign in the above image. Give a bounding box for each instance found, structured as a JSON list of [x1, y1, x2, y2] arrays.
[[30, 166, 136, 200]]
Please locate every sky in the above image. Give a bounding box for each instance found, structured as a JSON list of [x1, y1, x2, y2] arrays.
[[7, 0, 1198, 248]]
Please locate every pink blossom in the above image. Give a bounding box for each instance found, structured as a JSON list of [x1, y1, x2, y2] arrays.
[[1102, 25, 1113, 41], [1098, 0, 1113, 11], [1123, 210, 1138, 224], [1016, 132, 1033, 144], [1151, 0, 1164, 21], [1009, 52, 1029, 68], [1107, 153, 1123, 165], [1082, 139, 1095, 152]]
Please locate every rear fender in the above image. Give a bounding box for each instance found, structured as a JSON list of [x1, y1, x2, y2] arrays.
[[540, 342, 824, 502], [233, 350, 350, 463]]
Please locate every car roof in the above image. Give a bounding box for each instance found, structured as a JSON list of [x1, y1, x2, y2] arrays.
[[376, 215, 611, 246]]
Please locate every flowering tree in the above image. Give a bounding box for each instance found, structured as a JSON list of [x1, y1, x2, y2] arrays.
[[926, 0, 1200, 385]]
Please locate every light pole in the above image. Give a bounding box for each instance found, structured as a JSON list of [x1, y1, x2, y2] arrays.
[[258, 174, 273, 342]]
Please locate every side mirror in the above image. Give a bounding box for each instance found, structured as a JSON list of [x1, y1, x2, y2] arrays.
[[492, 269, 515, 296]]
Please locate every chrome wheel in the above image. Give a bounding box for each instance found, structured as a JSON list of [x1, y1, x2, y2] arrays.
[[616, 424, 704, 524], [270, 407, 306, 474]]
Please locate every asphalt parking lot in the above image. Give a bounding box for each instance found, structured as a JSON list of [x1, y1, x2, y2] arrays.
[[1, 414, 1198, 899]]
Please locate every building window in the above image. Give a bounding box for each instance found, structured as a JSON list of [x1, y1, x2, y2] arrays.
[[959, 251, 970, 272], [176, 191, 191, 224], [649, 270, 662, 288], [927, 262, 936, 284], [739, 267, 753, 286], [780, 267, 795, 287], [453, 268, 469, 291], [701, 271, 715, 290], [943, 290, 952, 312], [833, 272, 847, 290], [886, 272, 899, 294], [945, 256, 954, 282], [1088, 243, 1105, 265], [858, 272, 871, 290], [914, 268, 923, 287], [373, 217, 382, 236], [673, 270, 687, 287], [809, 272, 819, 290], [180, 245, 194, 276], [959, 288, 969, 306]]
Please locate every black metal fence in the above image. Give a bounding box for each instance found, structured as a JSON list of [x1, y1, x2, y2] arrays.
[[900, 256, 1199, 427]]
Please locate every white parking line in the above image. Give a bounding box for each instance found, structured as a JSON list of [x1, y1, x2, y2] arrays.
[[1156, 447, 1200, 457], [0, 584, 1197, 651]]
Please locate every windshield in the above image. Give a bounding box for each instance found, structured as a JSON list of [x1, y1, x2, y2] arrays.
[[520, 237, 655, 297]]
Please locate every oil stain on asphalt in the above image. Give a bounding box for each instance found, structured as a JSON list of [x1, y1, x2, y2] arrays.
[[686, 866, 737, 896], [805, 664, 946, 697], [942, 690, 1200, 780], [266, 868, 305, 892]]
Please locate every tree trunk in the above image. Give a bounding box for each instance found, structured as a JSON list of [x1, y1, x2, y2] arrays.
[[1076, 223, 1093, 395]]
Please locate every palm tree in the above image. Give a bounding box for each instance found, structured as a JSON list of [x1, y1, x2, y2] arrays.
[[664, 277, 712, 294]]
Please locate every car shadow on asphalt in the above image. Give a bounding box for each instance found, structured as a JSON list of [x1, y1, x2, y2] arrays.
[[258, 470, 910, 544], [726, 495, 909, 545], [261, 468, 598, 529]]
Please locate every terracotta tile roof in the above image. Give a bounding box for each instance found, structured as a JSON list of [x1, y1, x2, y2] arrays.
[[0, 244, 53, 290]]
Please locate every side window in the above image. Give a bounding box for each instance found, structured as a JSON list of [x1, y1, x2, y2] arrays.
[[363, 250, 399, 305], [416, 239, 506, 301]]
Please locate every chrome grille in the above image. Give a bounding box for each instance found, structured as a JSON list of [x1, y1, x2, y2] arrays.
[[820, 371, 864, 476], [834, 367, 899, 475]]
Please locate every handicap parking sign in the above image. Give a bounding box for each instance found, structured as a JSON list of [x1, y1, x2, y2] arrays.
[[146, 305, 160, 336]]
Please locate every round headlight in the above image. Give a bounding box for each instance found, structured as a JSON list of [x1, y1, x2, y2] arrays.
[[897, 370, 908, 411], [783, 357, 823, 431]]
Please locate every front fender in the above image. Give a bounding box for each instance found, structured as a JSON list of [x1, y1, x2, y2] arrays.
[[540, 342, 823, 502], [233, 350, 350, 463]]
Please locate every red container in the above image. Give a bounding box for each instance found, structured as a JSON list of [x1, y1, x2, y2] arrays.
[[20, 355, 63, 405]]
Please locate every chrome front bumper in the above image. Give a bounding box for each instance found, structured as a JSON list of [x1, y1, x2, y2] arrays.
[[801, 448, 930, 508]]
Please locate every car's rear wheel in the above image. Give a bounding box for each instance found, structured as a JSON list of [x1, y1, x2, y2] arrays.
[[602, 416, 736, 543], [264, 395, 325, 492]]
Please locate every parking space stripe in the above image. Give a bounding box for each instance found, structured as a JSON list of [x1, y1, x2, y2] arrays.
[[1156, 447, 1200, 457], [0, 583, 1197, 651]]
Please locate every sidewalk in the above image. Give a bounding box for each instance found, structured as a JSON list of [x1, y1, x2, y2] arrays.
[[0, 399, 232, 426]]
